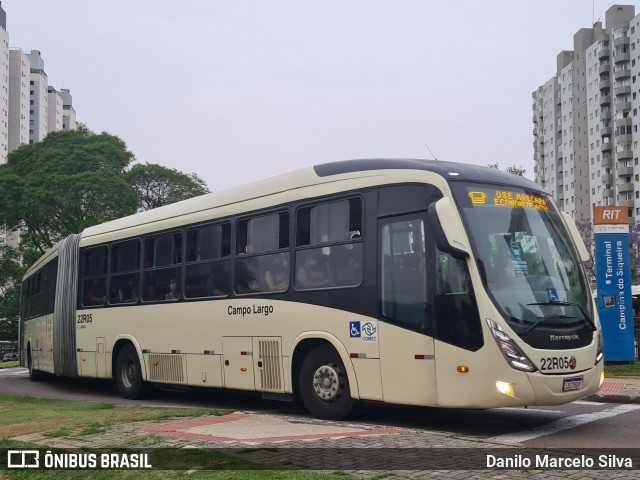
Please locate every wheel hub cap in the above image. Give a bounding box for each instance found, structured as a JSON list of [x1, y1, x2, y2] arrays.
[[312, 364, 340, 401]]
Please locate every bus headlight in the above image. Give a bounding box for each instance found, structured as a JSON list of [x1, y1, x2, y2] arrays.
[[486, 319, 536, 372], [595, 329, 603, 364]]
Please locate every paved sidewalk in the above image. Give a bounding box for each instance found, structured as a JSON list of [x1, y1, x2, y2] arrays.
[[586, 376, 640, 403], [9, 376, 640, 479]]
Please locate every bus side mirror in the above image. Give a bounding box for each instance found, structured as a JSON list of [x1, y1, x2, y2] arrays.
[[561, 212, 590, 263], [428, 198, 469, 256]]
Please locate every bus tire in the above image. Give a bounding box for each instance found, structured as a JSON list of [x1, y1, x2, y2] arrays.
[[27, 346, 41, 382], [299, 344, 355, 420], [115, 344, 149, 399]]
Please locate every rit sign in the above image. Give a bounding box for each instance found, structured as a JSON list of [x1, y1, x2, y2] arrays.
[[593, 206, 634, 361]]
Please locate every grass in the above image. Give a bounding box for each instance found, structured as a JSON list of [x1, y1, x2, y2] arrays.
[[0, 394, 229, 440], [604, 361, 640, 378], [0, 395, 352, 480], [0, 360, 19, 369]]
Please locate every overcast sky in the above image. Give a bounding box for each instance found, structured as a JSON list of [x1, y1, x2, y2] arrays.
[[1, 0, 628, 191]]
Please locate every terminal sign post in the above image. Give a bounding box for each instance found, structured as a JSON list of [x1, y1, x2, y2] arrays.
[[593, 206, 635, 361]]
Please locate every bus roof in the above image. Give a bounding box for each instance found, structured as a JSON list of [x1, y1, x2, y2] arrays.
[[314, 158, 540, 190], [79, 158, 543, 242]]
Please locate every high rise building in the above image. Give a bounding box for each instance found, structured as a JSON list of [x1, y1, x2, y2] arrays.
[[47, 86, 62, 133], [8, 48, 29, 153], [533, 5, 639, 223], [60, 88, 76, 131], [27, 50, 47, 144], [0, 2, 8, 164], [0, 2, 81, 248]]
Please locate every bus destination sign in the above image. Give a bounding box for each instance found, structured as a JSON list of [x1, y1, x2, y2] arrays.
[[468, 189, 549, 210]]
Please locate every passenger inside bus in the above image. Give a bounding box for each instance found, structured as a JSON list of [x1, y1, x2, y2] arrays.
[[164, 278, 180, 300], [85, 280, 106, 306], [265, 254, 289, 291], [143, 285, 159, 301], [110, 278, 138, 304], [296, 252, 331, 289], [206, 266, 229, 296]]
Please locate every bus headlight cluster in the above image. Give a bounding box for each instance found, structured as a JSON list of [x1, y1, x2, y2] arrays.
[[486, 319, 536, 372], [595, 329, 603, 364]]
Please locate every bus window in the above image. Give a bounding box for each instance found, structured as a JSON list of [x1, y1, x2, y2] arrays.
[[81, 246, 108, 307], [432, 249, 482, 351], [186, 224, 231, 262], [295, 198, 362, 291], [379, 218, 428, 329], [185, 223, 231, 299], [109, 240, 140, 304], [83, 246, 108, 277], [297, 198, 362, 247], [143, 233, 182, 302], [234, 213, 290, 294]]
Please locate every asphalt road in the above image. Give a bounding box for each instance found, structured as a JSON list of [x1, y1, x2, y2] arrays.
[[2, 366, 640, 450]]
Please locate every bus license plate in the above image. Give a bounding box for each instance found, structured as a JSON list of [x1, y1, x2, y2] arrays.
[[563, 376, 583, 392]]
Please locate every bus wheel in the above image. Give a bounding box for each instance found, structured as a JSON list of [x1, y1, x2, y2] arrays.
[[115, 344, 148, 399], [299, 344, 354, 420], [27, 346, 41, 381]]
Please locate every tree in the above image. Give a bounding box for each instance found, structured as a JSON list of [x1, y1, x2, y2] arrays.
[[0, 127, 138, 254], [126, 163, 210, 211], [575, 220, 595, 285], [574, 220, 640, 286], [487, 163, 526, 176], [505, 165, 526, 177], [0, 245, 26, 341]]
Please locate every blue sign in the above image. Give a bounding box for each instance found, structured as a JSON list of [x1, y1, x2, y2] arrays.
[[595, 232, 635, 361], [349, 321, 361, 338]]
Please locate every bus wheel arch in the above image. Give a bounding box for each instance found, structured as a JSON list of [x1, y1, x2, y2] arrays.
[[113, 341, 150, 399], [294, 340, 356, 420]]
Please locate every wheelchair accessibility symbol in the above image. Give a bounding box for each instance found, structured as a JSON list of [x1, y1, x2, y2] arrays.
[[350, 321, 361, 338]]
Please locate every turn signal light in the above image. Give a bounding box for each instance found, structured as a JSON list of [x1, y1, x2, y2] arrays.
[[599, 371, 605, 388], [457, 366, 469, 373]]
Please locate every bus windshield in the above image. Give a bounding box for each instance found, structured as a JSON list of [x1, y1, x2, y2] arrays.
[[452, 182, 593, 331]]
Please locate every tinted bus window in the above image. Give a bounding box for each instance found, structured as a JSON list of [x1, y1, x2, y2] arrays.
[[109, 240, 140, 305], [295, 198, 363, 290], [235, 212, 290, 294], [143, 232, 182, 302], [82, 246, 108, 307], [185, 223, 231, 299]]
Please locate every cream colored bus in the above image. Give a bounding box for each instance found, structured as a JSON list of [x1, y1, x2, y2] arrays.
[[19, 159, 604, 419]]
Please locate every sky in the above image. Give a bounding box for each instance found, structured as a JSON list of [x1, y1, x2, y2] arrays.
[[1, 0, 629, 191]]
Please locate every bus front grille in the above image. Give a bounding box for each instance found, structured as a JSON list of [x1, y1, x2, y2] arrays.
[[147, 354, 184, 383]]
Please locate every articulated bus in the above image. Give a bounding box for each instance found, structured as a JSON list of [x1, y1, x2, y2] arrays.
[[19, 159, 604, 419]]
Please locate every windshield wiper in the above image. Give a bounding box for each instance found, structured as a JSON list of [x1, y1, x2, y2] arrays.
[[526, 301, 596, 332], [521, 314, 576, 335]]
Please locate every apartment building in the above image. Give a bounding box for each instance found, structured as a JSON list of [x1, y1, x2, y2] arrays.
[[60, 88, 76, 131], [0, 2, 80, 248], [47, 86, 62, 133], [533, 5, 640, 223], [0, 4, 8, 165], [8, 49, 29, 152]]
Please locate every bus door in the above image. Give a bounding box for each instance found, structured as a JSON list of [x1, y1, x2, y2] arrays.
[[378, 215, 438, 406], [222, 337, 256, 390]]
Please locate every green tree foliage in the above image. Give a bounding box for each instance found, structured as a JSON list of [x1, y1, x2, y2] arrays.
[[487, 163, 526, 176], [0, 128, 211, 332], [126, 163, 210, 211], [505, 165, 526, 177], [0, 127, 138, 254], [0, 246, 26, 341]]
